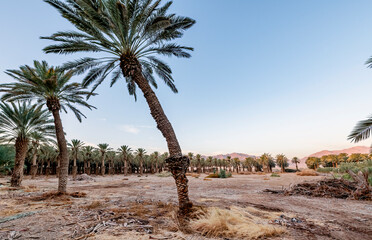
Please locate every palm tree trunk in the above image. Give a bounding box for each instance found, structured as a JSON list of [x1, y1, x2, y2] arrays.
[[31, 151, 38, 179], [124, 157, 128, 176], [130, 68, 192, 215], [101, 156, 105, 175], [72, 156, 77, 180], [295, 163, 298, 171], [139, 157, 143, 175], [51, 109, 69, 193], [10, 138, 28, 187]]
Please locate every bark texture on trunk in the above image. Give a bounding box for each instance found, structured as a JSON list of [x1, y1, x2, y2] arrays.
[[139, 158, 143, 175], [124, 157, 128, 176], [10, 138, 29, 187], [50, 109, 69, 193], [120, 56, 192, 214], [101, 157, 105, 175]]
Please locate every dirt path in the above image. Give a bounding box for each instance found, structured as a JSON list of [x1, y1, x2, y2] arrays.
[[0, 173, 371, 239]]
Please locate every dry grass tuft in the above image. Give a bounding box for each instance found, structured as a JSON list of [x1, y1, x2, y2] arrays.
[[30, 191, 86, 201], [83, 201, 102, 210], [191, 173, 200, 178], [297, 169, 319, 176], [189, 206, 285, 239]]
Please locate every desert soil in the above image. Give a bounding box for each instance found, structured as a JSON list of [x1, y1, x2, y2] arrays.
[[0, 173, 371, 240]]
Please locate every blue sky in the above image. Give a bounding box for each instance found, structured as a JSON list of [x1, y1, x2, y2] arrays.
[[1, 0, 372, 158]]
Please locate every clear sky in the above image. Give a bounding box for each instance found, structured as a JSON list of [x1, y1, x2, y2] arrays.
[[1, 0, 372, 158]]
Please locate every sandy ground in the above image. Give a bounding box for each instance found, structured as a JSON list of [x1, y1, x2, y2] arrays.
[[0, 173, 371, 240]]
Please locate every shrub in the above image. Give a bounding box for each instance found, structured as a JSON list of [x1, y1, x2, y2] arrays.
[[296, 169, 318, 176], [219, 169, 227, 178], [284, 169, 297, 173], [206, 173, 219, 178], [270, 173, 280, 177]]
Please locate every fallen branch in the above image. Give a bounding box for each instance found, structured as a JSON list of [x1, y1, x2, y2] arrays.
[[0, 211, 40, 224]]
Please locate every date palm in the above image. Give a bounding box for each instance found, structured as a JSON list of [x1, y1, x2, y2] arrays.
[[42, 0, 195, 214], [0, 61, 95, 193], [0, 101, 54, 186], [29, 131, 55, 179], [98, 143, 111, 175], [348, 115, 372, 147], [118, 145, 132, 175], [275, 154, 288, 173], [82, 145, 95, 174], [136, 148, 146, 175], [68, 139, 85, 179], [291, 157, 300, 171]]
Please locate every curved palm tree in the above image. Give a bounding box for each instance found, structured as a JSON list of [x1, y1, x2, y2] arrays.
[[42, 0, 195, 213], [136, 148, 146, 176], [291, 157, 300, 171], [98, 143, 111, 175], [118, 145, 132, 175], [0, 101, 55, 186], [0, 61, 95, 193], [68, 139, 85, 179]]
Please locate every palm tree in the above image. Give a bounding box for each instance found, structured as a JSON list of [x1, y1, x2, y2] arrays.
[[259, 153, 272, 173], [98, 143, 110, 175], [291, 157, 300, 171], [0, 61, 95, 193], [152, 151, 160, 173], [188, 152, 194, 172], [196, 154, 202, 174], [275, 154, 288, 173], [136, 148, 146, 175], [82, 145, 95, 174], [0, 101, 54, 186], [68, 139, 85, 179], [39, 144, 58, 176], [106, 151, 117, 174], [348, 115, 372, 147], [42, 0, 195, 214], [29, 132, 54, 179], [118, 145, 132, 175]]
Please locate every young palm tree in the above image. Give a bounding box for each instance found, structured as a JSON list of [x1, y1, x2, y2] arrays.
[[136, 148, 146, 175], [0, 101, 55, 186], [0, 61, 95, 193], [98, 143, 110, 175], [291, 157, 300, 171], [68, 139, 85, 179], [118, 145, 132, 175], [42, 0, 195, 214]]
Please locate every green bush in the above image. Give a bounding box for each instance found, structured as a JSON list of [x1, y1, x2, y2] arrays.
[[219, 169, 227, 178], [270, 173, 280, 177], [317, 167, 334, 173], [284, 169, 297, 173]]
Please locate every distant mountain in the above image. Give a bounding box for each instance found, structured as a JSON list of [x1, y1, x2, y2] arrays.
[[297, 146, 370, 168]]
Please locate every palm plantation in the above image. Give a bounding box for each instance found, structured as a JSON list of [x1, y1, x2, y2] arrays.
[[0, 101, 55, 186], [118, 145, 132, 176], [42, 0, 195, 213], [98, 143, 111, 175], [0, 61, 95, 193]]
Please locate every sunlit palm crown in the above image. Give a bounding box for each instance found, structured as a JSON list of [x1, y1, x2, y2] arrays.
[[0, 61, 95, 122], [42, 0, 195, 98], [0, 101, 55, 143]]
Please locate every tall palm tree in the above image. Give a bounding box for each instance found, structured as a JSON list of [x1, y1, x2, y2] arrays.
[[39, 144, 59, 176], [0, 61, 95, 193], [42, 0, 195, 214], [291, 157, 300, 171], [136, 148, 146, 175], [118, 145, 132, 175], [0, 101, 55, 186], [98, 143, 111, 175], [153, 151, 160, 173], [68, 139, 85, 179]]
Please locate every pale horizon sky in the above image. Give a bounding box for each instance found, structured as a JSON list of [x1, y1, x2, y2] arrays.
[[1, 0, 372, 158]]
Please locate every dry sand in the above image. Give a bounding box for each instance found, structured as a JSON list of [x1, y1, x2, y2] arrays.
[[0, 173, 371, 239]]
